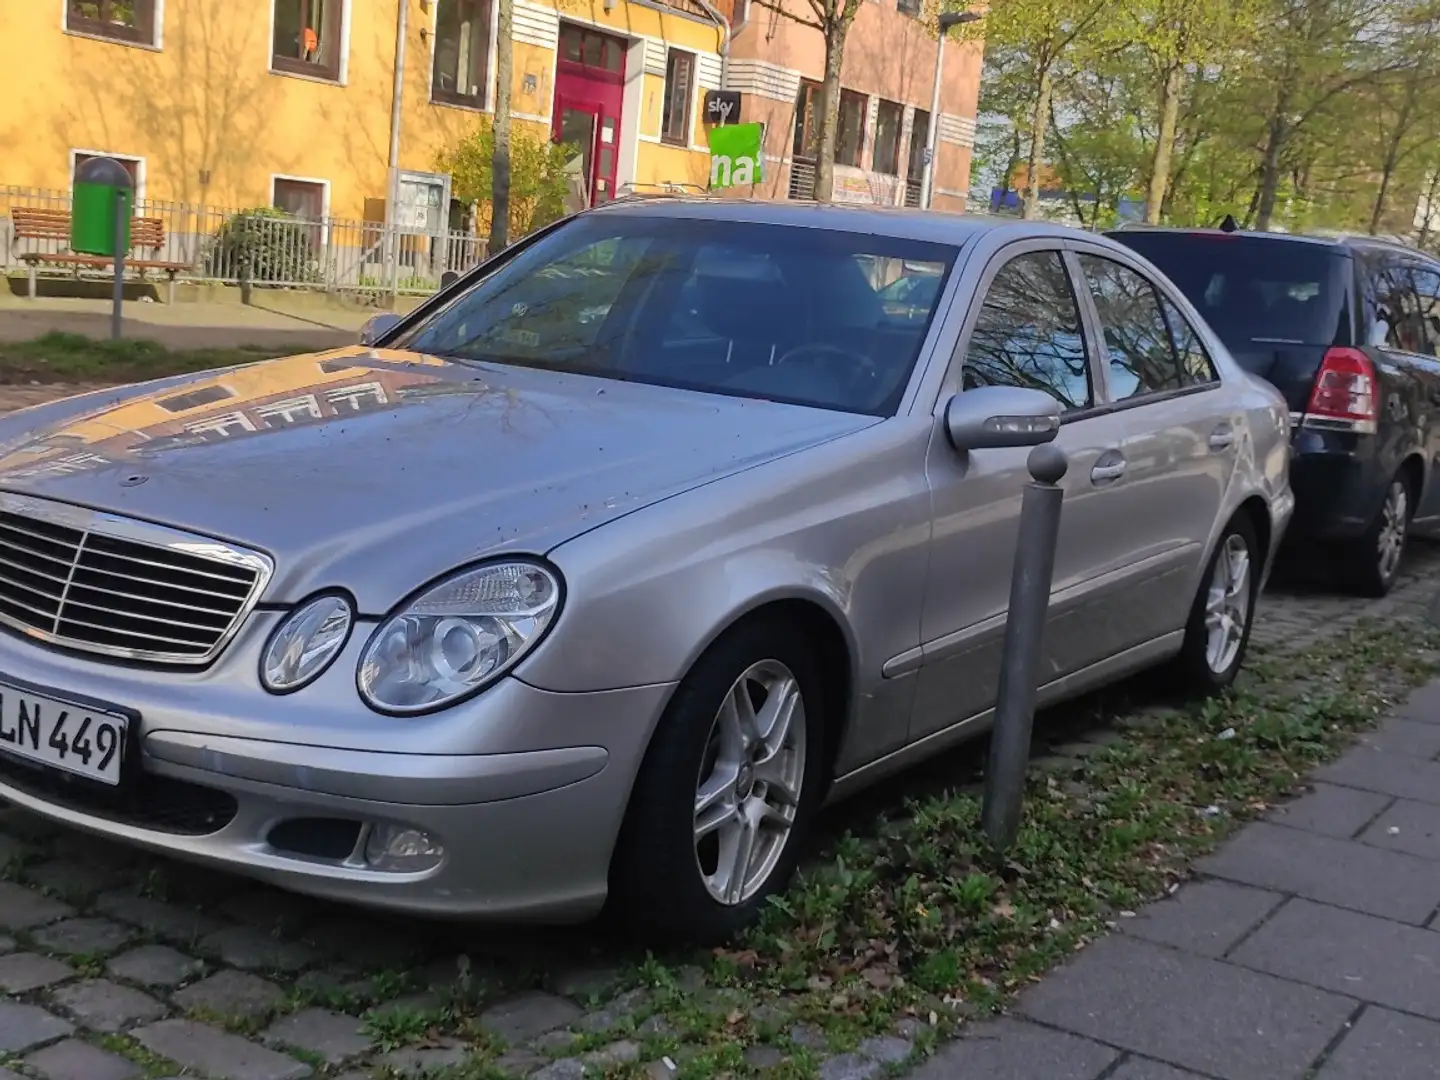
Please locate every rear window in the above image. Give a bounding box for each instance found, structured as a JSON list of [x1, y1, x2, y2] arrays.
[[1108, 232, 1352, 352]]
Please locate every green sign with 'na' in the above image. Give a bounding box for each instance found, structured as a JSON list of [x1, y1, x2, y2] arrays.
[[708, 122, 764, 189]]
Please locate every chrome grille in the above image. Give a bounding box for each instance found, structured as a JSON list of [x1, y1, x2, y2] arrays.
[[0, 495, 270, 665]]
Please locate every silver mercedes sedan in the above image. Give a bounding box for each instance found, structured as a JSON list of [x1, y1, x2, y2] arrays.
[[0, 201, 1292, 942]]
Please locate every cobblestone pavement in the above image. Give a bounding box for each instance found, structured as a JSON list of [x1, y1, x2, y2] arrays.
[[0, 380, 1436, 1079]]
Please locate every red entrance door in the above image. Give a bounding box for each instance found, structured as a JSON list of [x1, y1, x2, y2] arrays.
[[553, 23, 626, 206]]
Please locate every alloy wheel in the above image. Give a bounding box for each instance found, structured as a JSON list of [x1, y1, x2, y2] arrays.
[[693, 659, 807, 906], [1377, 480, 1408, 583], [1204, 533, 1251, 674]]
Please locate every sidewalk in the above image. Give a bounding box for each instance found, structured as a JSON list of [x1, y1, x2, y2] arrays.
[[914, 680, 1440, 1079], [0, 295, 366, 351]]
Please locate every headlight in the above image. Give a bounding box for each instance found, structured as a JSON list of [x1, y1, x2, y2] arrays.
[[260, 594, 354, 693], [357, 561, 561, 715]]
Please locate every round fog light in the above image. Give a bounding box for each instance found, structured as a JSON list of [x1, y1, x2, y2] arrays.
[[364, 824, 444, 873]]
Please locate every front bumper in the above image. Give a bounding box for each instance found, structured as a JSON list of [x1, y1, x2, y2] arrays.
[[0, 612, 675, 921]]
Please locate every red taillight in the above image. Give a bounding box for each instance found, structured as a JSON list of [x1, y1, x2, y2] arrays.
[[1307, 347, 1377, 427]]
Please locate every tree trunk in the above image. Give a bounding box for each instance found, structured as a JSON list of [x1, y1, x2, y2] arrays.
[[1371, 94, 1416, 236], [1253, 82, 1292, 232], [1144, 64, 1182, 226], [1022, 66, 1053, 221], [813, 28, 847, 204], [490, 0, 515, 252]]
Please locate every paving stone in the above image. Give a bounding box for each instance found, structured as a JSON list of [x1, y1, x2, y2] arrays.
[[745, 1045, 787, 1069], [94, 892, 222, 944], [0, 881, 73, 931], [174, 970, 285, 1019], [32, 917, 135, 957], [49, 978, 166, 1032], [0, 1070, 24, 1080], [217, 890, 316, 932], [25, 859, 126, 902], [1231, 898, 1440, 1018], [0, 935, 15, 954], [495, 1048, 549, 1076], [0, 831, 32, 871], [576, 987, 649, 1033], [0, 952, 73, 992], [908, 1018, 1118, 1080], [1313, 1006, 1440, 1079], [478, 990, 584, 1044], [26, 1038, 140, 1080], [1359, 719, 1440, 760], [1359, 799, 1440, 862], [1269, 783, 1392, 839], [300, 918, 418, 970], [548, 963, 623, 1000], [107, 944, 204, 988], [1108, 1060, 1212, 1080], [790, 1024, 828, 1050], [818, 1052, 882, 1080], [858, 1036, 912, 1064], [135, 1018, 313, 1080], [1016, 935, 1355, 1080], [1316, 749, 1440, 805], [1394, 678, 1440, 723], [365, 992, 443, 1020], [199, 926, 318, 973], [1120, 879, 1283, 958], [584, 1039, 641, 1067], [0, 1002, 72, 1054], [1197, 822, 1440, 924], [531, 1061, 585, 1080], [377, 1038, 470, 1076], [261, 1008, 369, 1066]]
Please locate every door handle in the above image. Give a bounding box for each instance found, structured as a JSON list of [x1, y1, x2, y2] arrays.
[[1091, 460, 1127, 484], [1208, 425, 1235, 452]]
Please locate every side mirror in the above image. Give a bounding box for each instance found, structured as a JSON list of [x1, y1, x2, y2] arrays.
[[440, 270, 459, 289], [359, 313, 402, 346], [944, 385, 1062, 452]]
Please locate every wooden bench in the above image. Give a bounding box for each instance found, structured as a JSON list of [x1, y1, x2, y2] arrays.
[[11, 206, 190, 304]]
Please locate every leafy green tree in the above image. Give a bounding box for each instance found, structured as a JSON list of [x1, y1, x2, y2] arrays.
[[437, 120, 572, 242]]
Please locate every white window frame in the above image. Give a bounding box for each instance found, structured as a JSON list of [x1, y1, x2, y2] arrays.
[[67, 149, 147, 205], [270, 173, 332, 247], [266, 0, 352, 86], [62, 0, 165, 50], [426, 0, 500, 114]]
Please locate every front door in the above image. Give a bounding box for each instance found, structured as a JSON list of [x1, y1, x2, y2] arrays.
[[553, 23, 626, 206], [910, 244, 1134, 743]]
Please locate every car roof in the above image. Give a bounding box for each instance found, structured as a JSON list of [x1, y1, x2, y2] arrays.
[[585, 197, 1110, 247], [1112, 224, 1440, 265]]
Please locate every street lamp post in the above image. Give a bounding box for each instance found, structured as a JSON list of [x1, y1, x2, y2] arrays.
[[920, 10, 980, 211]]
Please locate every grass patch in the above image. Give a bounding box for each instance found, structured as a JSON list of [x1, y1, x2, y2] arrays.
[[0, 332, 303, 384]]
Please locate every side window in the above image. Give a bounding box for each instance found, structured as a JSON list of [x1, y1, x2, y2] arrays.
[[1077, 254, 1187, 400], [962, 251, 1092, 411], [1159, 295, 1218, 385], [1411, 267, 1440, 357], [1364, 257, 1426, 354]]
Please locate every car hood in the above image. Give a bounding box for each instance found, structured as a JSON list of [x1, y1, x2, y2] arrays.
[[0, 347, 876, 611]]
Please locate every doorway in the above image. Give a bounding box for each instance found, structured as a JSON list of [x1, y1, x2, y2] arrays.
[[553, 22, 626, 206]]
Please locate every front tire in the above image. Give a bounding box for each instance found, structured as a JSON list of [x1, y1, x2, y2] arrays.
[[1172, 515, 1259, 695], [607, 620, 826, 944]]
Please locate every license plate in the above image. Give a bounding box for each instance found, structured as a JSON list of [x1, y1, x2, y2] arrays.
[[0, 685, 127, 786]]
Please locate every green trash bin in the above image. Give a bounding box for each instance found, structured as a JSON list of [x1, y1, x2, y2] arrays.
[[71, 157, 134, 257]]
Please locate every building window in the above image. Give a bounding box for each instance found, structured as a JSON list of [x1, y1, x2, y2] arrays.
[[66, 1, 157, 46], [896, 0, 922, 15], [432, 0, 492, 107], [793, 81, 821, 160], [872, 99, 903, 175], [272, 0, 343, 81], [273, 177, 326, 220], [836, 90, 867, 169], [558, 23, 625, 74], [661, 50, 695, 145], [72, 152, 142, 190]]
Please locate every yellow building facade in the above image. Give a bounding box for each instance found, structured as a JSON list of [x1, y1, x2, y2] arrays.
[[1, 0, 726, 223]]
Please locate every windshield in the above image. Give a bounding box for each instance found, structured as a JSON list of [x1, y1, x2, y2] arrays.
[[1109, 232, 1353, 352], [392, 214, 958, 415]]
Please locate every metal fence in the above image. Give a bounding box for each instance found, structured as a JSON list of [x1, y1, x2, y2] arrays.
[[0, 186, 489, 296]]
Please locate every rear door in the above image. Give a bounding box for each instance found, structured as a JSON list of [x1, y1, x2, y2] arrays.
[[1069, 246, 1236, 643], [1108, 231, 1355, 418]]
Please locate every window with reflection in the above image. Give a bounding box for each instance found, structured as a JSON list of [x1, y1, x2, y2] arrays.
[[962, 251, 1092, 411], [67, 0, 157, 45], [1159, 295, 1218, 385], [272, 0, 343, 81], [1078, 254, 1188, 400], [432, 0, 492, 107]]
